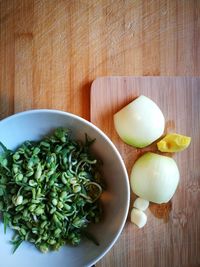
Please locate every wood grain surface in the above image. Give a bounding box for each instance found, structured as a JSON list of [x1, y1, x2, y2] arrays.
[[91, 76, 200, 267], [0, 0, 200, 121], [0, 0, 200, 266]]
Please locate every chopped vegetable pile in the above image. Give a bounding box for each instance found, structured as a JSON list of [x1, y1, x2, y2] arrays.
[[0, 128, 103, 253]]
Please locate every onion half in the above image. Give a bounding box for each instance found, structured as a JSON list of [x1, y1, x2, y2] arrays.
[[130, 152, 180, 204], [114, 95, 165, 148]]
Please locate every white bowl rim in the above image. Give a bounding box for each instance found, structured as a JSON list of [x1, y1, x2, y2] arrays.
[[0, 109, 130, 267]]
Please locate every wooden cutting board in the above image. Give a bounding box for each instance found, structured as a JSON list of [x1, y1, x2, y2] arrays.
[[90, 76, 200, 267]]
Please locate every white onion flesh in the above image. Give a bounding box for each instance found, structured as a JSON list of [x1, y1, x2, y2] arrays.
[[114, 95, 165, 148], [130, 152, 180, 204]]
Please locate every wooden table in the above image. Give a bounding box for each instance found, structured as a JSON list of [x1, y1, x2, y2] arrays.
[[0, 1, 199, 266]]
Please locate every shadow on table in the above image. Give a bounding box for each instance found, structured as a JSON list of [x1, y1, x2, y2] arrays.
[[80, 80, 93, 121]]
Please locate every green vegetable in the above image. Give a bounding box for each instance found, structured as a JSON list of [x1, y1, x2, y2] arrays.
[[0, 128, 103, 253]]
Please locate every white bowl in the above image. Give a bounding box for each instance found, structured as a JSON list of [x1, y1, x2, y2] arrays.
[[0, 109, 130, 267]]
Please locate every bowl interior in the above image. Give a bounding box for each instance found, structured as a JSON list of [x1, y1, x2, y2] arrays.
[[0, 110, 130, 267]]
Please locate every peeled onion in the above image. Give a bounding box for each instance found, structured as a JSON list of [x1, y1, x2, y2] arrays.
[[114, 95, 165, 148], [130, 152, 180, 204]]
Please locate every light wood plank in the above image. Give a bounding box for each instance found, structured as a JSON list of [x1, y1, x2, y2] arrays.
[[91, 76, 200, 267]]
